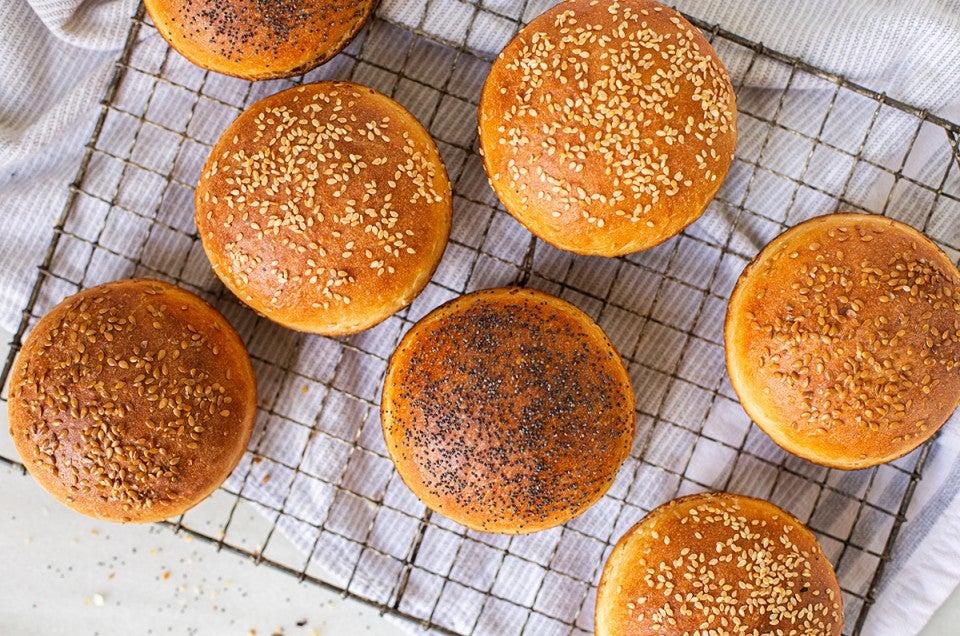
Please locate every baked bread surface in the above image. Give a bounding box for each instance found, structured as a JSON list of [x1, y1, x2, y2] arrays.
[[726, 213, 960, 469], [381, 286, 636, 533], [479, 0, 737, 256], [9, 279, 257, 523], [196, 81, 452, 335], [596, 492, 843, 635], [144, 0, 374, 80]]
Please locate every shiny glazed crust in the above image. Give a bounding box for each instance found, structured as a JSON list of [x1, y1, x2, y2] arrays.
[[596, 493, 844, 635], [196, 81, 452, 336], [144, 0, 374, 80], [478, 0, 737, 256], [381, 287, 636, 533], [8, 279, 258, 523], [726, 213, 960, 469]]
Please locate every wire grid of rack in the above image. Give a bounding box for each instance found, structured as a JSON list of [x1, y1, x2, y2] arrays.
[[2, 1, 960, 634]]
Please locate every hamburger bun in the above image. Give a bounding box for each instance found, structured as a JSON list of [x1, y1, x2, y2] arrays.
[[596, 492, 843, 635], [478, 0, 737, 256], [381, 287, 636, 533], [8, 279, 257, 523], [196, 81, 452, 336], [144, 0, 374, 80], [726, 213, 960, 469]]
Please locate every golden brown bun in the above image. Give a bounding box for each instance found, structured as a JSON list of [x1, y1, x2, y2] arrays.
[[726, 213, 960, 469], [196, 81, 452, 336], [596, 492, 843, 636], [8, 279, 257, 523], [478, 0, 737, 256], [381, 287, 635, 533], [144, 0, 374, 80]]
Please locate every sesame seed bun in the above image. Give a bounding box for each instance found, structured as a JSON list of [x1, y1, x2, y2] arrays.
[[596, 492, 843, 635], [726, 213, 960, 470], [478, 0, 737, 257], [143, 0, 374, 80], [196, 81, 452, 336], [381, 287, 636, 533], [8, 279, 257, 523]]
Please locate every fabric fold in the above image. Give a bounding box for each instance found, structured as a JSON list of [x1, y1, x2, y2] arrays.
[[2, 2, 959, 635]]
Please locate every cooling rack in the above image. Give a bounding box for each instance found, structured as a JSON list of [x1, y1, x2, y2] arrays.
[[3, 1, 960, 634]]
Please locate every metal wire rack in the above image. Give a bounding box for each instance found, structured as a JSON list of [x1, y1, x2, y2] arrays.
[[3, 1, 960, 634]]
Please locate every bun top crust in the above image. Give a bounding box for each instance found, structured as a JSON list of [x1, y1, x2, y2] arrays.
[[596, 492, 843, 636], [381, 287, 636, 534], [8, 279, 257, 523], [478, 0, 737, 256], [726, 213, 960, 469], [144, 0, 374, 80], [196, 81, 452, 336]]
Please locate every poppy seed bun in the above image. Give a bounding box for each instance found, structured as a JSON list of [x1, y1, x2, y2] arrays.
[[196, 81, 452, 336], [144, 0, 374, 80], [8, 279, 257, 523], [726, 213, 960, 469], [478, 0, 737, 256], [381, 287, 636, 533], [596, 493, 843, 636]]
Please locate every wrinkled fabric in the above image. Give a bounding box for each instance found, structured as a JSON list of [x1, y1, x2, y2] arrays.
[[2, 2, 959, 634], [0, 0, 136, 331]]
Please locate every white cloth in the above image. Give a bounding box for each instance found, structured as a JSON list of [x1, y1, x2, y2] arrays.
[[3, 1, 960, 635], [673, 0, 960, 121], [0, 0, 136, 330]]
